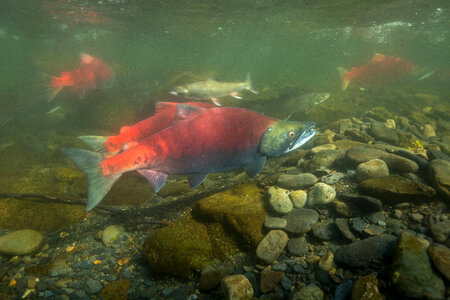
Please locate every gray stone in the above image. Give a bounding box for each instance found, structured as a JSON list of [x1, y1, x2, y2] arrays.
[[268, 186, 293, 214], [350, 217, 367, 233], [290, 190, 307, 208], [85, 279, 102, 294], [427, 244, 450, 281], [256, 230, 289, 264], [340, 194, 382, 213], [335, 234, 397, 267], [355, 159, 389, 183], [391, 232, 445, 299], [369, 122, 398, 145], [318, 251, 334, 271], [346, 147, 419, 173], [425, 215, 450, 243], [292, 284, 324, 300], [301, 150, 343, 171], [102, 225, 125, 246], [359, 175, 436, 203], [48, 261, 70, 277], [199, 265, 230, 291], [320, 172, 345, 185], [221, 274, 253, 300], [277, 173, 318, 190], [287, 237, 308, 256], [0, 229, 44, 256], [264, 217, 287, 229], [260, 269, 283, 293], [335, 218, 357, 241], [307, 183, 336, 207], [311, 219, 338, 241], [283, 209, 319, 235], [429, 159, 450, 202]]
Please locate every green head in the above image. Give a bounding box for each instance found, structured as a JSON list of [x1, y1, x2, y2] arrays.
[[260, 120, 316, 157]]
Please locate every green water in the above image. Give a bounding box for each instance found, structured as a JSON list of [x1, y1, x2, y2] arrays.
[[0, 0, 449, 215]]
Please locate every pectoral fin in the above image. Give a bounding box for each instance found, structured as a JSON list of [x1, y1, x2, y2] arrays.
[[211, 98, 222, 106], [188, 173, 208, 189], [137, 169, 168, 193], [245, 156, 266, 177], [230, 92, 242, 99]]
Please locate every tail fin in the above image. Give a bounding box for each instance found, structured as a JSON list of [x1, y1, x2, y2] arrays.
[[78, 136, 109, 154], [246, 73, 258, 94], [41, 73, 62, 102], [337, 67, 350, 91], [61, 148, 121, 211]]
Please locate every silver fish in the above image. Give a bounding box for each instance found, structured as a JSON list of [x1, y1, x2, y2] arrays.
[[170, 73, 258, 106]]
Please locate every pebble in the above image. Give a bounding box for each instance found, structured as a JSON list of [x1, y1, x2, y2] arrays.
[[272, 262, 288, 272], [102, 225, 125, 246], [427, 244, 450, 281], [307, 183, 336, 207], [221, 275, 253, 300], [335, 234, 397, 267], [355, 159, 389, 183], [280, 276, 292, 290], [256, 230, 289, 265], [264, 217, 287, 229], [318, 251, 334, 271], [350, 217, 367, 233], [0, 229, 44, 255], [199, 265, 229, 290], [290, 190, 307, 208], [268, 186, 293, 214], [48, 261, 70, 277], [311, 219, 338, 241], [320, 172, 345, 185], [277, 173, 318, 190], [85, 279, 102, 294], [287, 237, 308, 256], [423, 124, 436, 137], [292, 284, 324, 300], [332, 280, 353, 300], [283, 208, 319, 235], [260, 269, 283, 293]]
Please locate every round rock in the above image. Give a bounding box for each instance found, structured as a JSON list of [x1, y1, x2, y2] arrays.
[[355, 159, 389, 183], [283, 208, 319, 235], [290, 190, 307, 208], [256, 230, 289, 265], [0, 229, 44, 255], [268, 186, 293, 214], [102, 225, 125, 246], [308, 183, 336, 207], [277, 173, 318, 190], [221, 274, 253, 300]]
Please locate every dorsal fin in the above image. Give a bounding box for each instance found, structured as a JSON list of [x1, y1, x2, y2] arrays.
[[173, 104, 206, 123], [154, 102, 179, 116]]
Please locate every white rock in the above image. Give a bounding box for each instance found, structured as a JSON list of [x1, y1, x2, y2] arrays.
[[0, 229, 43, 255], [355, 159, 389, 183], [102, 225, 125, 246], [256, 230, 289, 264], [221, 274, 253, 300], [307, 183, 336, 207], [268, 186, 293, 214], [290, 190, 307, 208]]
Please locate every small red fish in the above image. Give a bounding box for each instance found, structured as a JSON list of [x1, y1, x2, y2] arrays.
[[338, 54, 415, 90], [50, 53, 114, 99], [62, 104, 316, 210], [79, 102, 216, 154]]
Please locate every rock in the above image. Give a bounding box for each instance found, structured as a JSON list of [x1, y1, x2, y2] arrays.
[[350, 217, 367, 233], [277, 173, 318, 190], [369, 122, 398, 145], [48, 261, 70, 277], [390, 149, 429, 170], [429, 159, 450, 202], [335, 234, 396, 267], [345, 128, 375, 143], [385, 119, 396, 129], [351, 274, 382, 300], [320, 172, 345, 185], [311, 219, 339, 241], [283, 209, 319, 235], [301, 150, 343, 171], [85, 279, 102, 294], [355, 159, 389, 183], [287, 237, 309, 256], [199, 265, 230, 291], [221, 274, 253, 300], [0, 229, 43, 255], [391, 232, 445, 299], [427, 244, 450, 281], [290, 190, 307, 208], [425, 214, 450, 243], [260, 269, 284, 293], [359, 175, 436, 203], [318, 251, 334, 271], [256, 230, 289, 264], [423, 124, 436, 138], [334, 139, 366, 150], [346, 147, 419, 173], [307, 183, 336, 207], [333, 281, 354, 300], [264, 217, 287, 229], [268, 186, 293, 214], [340, 194, 382, 213], [310, 144, 336, 154], [428, 149, 450, 161], [335, 218, 357, 241], [102, 225, 125, 246], [292, 284, 324, 300]]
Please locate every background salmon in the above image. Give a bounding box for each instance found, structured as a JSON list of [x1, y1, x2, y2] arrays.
[[62, 104, 316, 210], [79, 101, 216, 154]]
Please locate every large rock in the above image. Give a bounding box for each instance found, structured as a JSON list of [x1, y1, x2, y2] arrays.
[[359, 175, 436, 203], [192, 183, 267, 249], [368, 122, 398, 145], [283, 208, 319, 235], [427, 244, 450, 281], [346, 147, 418, 173], [429, 159, 450, 202], [335, 234, 396, 267], [355, 159, 389, 183], [221, 274, 253, 300], [256, 230, 289, 264], [277, 173, 318, 190], [0, 229, 44, 255], [391, 232, 445, 299]]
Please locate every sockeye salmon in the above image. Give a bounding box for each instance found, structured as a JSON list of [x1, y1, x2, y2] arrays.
[[170, 73, 258, 106], [62, 104, 316, 210], [79, 102, 216, 154]]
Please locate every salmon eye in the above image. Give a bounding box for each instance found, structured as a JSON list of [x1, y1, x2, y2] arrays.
[[288, 131, 295, 138]]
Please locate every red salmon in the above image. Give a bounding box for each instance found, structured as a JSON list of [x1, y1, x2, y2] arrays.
[[62, 104, 316, 210], [338, 54, 415, 90], [50, 53, 114, 99]]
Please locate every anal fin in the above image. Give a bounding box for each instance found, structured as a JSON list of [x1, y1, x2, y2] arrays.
[[188, 173, 208, 189], [245, 156, 266, 177], [138, 169, 168, 193]]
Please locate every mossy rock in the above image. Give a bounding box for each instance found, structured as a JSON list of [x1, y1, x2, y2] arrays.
[[143, 214, 239, 279], [192, 183, 267, 250], [100, 279, 130, 300]]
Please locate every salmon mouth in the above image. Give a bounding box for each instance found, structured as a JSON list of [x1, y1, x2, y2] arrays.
[[289, 122, 316, 151]]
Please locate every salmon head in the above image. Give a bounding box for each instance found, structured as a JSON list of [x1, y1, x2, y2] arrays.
[[260, 120, 316, 157]]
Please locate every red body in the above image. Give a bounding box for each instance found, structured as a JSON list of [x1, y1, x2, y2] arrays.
[[100, 107, 277, 176], [51, 54, 114, 98], [105, 102, 216, 154], [345, 54, 415, 85]]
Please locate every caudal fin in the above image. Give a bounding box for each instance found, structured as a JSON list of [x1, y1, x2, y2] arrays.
[[246, 73, 258, 94], [41, 73, 62, 102], [61, 148, 121, 211], [337, 67, 350, 91], [78, 136, 109, 154]]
